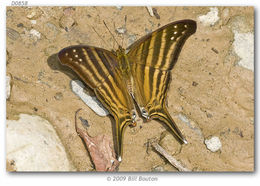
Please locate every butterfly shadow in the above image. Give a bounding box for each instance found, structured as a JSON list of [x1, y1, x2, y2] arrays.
[[48, 53, 79, 79], [47, 52, 96, 94]]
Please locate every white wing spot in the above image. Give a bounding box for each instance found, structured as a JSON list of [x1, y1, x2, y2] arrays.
[[72, 49, 76, 52], [174, 25, 178, 28], [65, 53, 69, 56], [174, 31, 177, 35], [79, 58, 82, 62], [69, 58, 72, 61], [184, 24, 188, 28], [182, 31, 185, 34], [75, 54, 78, 58], [170, 36, 174, 40]]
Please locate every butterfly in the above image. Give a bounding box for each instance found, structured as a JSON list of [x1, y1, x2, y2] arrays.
[[58, 19, 197, 161]]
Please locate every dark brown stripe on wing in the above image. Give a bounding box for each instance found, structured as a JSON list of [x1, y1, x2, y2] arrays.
[[150, 29, 163, 67], [148, 67, 155, 102], [141, 37, 152, 66], [85, 48, 108, 80], [95, 48, 115, 77]]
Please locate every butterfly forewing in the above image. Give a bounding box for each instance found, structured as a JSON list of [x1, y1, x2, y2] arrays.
[[58, 46, 135, 160], [128, 20, 196, 70], [128, 20, 197, 144]]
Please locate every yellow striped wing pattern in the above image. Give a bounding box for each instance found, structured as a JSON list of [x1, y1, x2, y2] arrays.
[[58, 19, 197, 161], [128, 20, 197, 145]]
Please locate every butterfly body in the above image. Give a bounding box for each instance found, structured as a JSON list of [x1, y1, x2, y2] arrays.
[[58, 19, 197, 161], [115, 46, 135, 97]]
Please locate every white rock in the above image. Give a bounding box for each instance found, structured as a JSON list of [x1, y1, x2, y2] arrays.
[[146, 6, 154, 17], [178, 114, 203, 137], [29, 29, 41, 39], [27, 11, 36, 19], [6, 75, 11, 99], [178, 114, 190, 124], [204, 136, 222, 152], [71, 80, 109, 116], [116, 27, 126, 34], [198, 7, 219, 26], [116, 6, 123, 10], [30, 20, 37, 24], [6, 114, 75, 171], [233, 31, 254, 71], [222, 8, 229, 18]]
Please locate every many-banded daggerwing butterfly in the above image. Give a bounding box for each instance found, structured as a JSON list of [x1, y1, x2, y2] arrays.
[[58, 19, 197, 161]]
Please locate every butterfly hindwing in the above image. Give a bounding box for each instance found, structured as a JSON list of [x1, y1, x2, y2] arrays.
[[128, 20, 197, 144], [58, 46, 135, 160]]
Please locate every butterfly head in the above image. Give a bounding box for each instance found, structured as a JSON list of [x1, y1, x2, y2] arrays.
[[116, 45, 126, 55], [115, 45, 131, 75]]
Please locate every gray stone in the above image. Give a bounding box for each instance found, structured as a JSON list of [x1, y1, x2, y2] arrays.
[[71, 80, 109, 116], [198, 7, 219, 26], [233, 31, 254, 71], [6, 114, 75, 171], [7, 27, 20, 40], [6, 75, 11, 99]]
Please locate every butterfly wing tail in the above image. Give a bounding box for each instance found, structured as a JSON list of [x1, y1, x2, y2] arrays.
[[114, 115, 134, 161], [150, 105, 187, 145]]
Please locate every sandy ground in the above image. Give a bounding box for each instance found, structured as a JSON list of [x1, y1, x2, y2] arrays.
[[6, 6, 254, 171]]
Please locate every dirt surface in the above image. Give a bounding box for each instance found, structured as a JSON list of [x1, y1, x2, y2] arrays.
[[6, 6, 254, 171]]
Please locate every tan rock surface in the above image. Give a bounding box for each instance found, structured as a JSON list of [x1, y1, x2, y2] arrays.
[[6, 6, 254, 171]]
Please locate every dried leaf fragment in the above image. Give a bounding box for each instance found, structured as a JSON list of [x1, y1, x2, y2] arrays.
[[75, 109, 120, 171]]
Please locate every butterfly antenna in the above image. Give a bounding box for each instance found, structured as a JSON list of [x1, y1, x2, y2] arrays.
[[103, 20, 121, 48], [121, 15, 127, 47], [92, 26, 111, 49]]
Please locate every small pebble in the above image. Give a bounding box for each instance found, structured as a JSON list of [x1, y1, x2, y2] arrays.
[[17, 23, 24, 28], [116, 27, 126, 34], [6, 9, 13, 18], [30, 20, 37, 24], [198, 7, 220, 26], [59, 16, 75, 31], [192, 81, 198, 86], [6, 27, 20, 40], [116, 6, 123, 10], [204, 136, 222, 152], [26, 8, 43, 20], [54, 92, 63, 100], [63, 7, 75, 16], [152, 165, 164, 172], [30, 29, 41, 40], [27, 11, 36, 19], [6, 76, 11, 99]]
